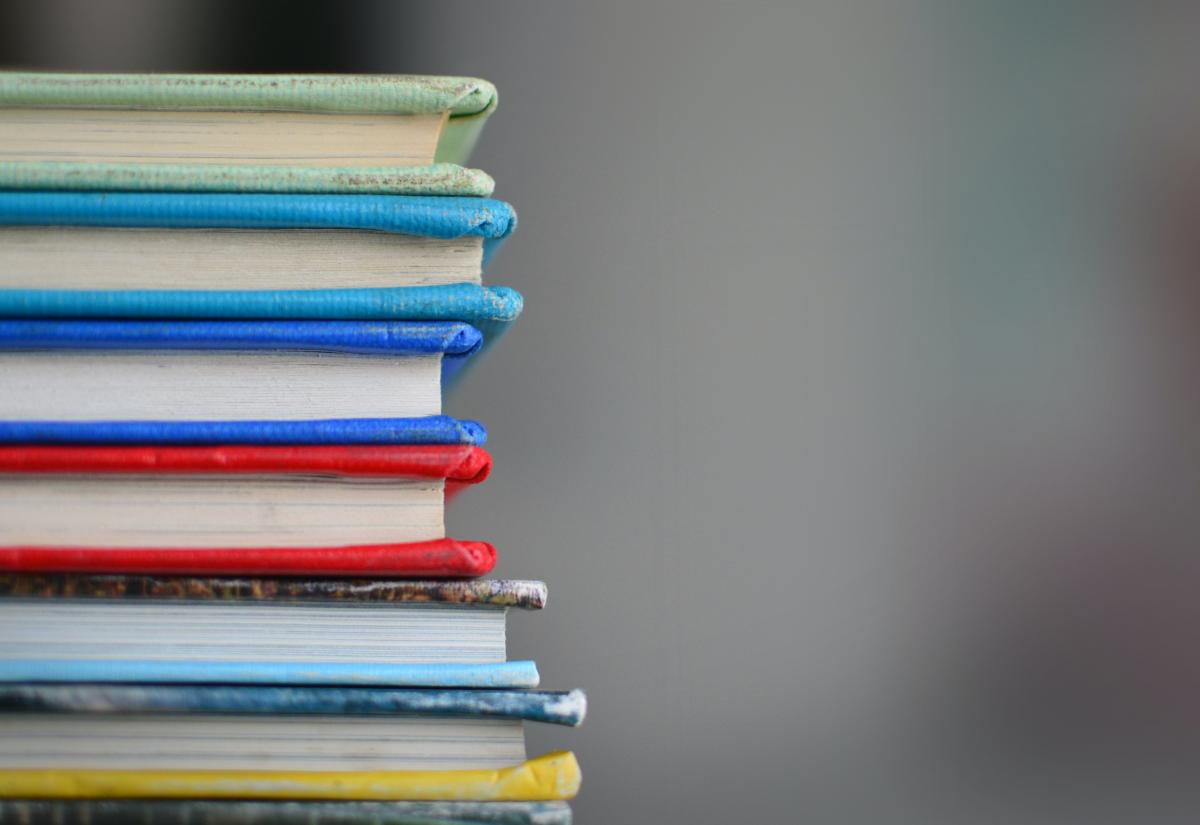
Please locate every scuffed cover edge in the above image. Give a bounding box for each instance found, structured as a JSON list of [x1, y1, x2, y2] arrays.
[[0, 162, 495, 196], [0, 686, 586, 726], [0, 74, 497, 116], [0, 800, 572, 825], [0, 193, 516, 239], [0, 575, 547, 608]]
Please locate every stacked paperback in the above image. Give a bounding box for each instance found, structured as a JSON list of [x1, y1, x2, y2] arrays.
[[0, 73, 581, 824]]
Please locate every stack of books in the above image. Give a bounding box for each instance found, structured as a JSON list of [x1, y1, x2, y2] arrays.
[[0, 73, 582, 825]]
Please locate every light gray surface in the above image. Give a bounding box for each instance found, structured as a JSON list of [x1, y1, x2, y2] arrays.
[[5, 2, 1200, 822]]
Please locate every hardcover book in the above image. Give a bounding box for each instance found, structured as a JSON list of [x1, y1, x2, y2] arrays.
[[0, 444, 489, 550], [0, 575, 546, 688], [0, 685, 585, 772], [0, 73, 499, 193], [0, 319, 482, 420]]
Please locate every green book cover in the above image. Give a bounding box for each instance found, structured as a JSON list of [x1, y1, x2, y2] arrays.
[[0, 73, 498, 194]]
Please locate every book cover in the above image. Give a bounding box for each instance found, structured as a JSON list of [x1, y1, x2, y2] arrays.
[[0, 799, 573, 825], [0, 538, 497, 578], [0, 751, 580, 801], [0, 192, 516, 265], [0, 416, 487, 445], [0, 574, 546, 607], [0, 685, 587, 726], [0, 660, 540, 689], [0, 443, 491, 487], [0, 162, 496, 196], [0, 318, 483, 390], [0, 72, 497, 168], [0, 284, 524, 352]]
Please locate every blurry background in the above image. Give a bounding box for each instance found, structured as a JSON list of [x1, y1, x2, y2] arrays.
[[3, 1, 1198, 822]]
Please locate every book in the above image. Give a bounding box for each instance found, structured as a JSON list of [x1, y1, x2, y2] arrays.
[[0, 73, 498, 193], [0, 320, 481, 421], [0, 575, 545, 688], [0, 799, 574, 825], [0, 192, 516, 287], [0, 444, 488, 549], [0, 685, 585, 771], [0, 751, 580, 801]]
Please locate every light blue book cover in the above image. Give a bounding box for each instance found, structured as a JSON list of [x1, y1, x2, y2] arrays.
[[0, 192, 516, 263], [0, 660, 540, 689]]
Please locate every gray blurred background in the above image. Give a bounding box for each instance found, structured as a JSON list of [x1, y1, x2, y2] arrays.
[[3, 1, 1200, 822]]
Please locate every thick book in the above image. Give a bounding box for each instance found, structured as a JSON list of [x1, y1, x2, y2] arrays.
[[0, 751, 581, 801], [0, 445, 490, 550], [0, 72, 498, 192], [0, 319, 481, 419], [0, 575, 545, 688], [0, 800, 573, 825], [0, 686, 585, 773]]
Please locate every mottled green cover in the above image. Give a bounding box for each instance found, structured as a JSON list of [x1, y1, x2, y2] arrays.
[[0, 162, 495, 196], [0, 800, 571, 825], [0, 575, 547, 608], [0, 72, 498, 176], [0, 73, 495, 116]]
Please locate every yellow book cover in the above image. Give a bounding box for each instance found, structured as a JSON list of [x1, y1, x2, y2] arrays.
[[0, 752, 580, 801]]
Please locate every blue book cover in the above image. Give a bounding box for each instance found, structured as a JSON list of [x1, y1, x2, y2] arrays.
[[0, 416, 486, 445], [0, 319, 482, 387], [0, 192, 516, 263], [0, 685, 586, 726], [0, 660, 540, 689], [0, 283, 524, 352]]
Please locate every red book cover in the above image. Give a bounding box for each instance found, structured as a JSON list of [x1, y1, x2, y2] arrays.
[[0, 539, 496, 578], [0, 444, 491, 498], [0, 446, 495, 576]]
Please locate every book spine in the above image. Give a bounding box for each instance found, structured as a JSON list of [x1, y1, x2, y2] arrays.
[[0, 539, 496, 578]]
